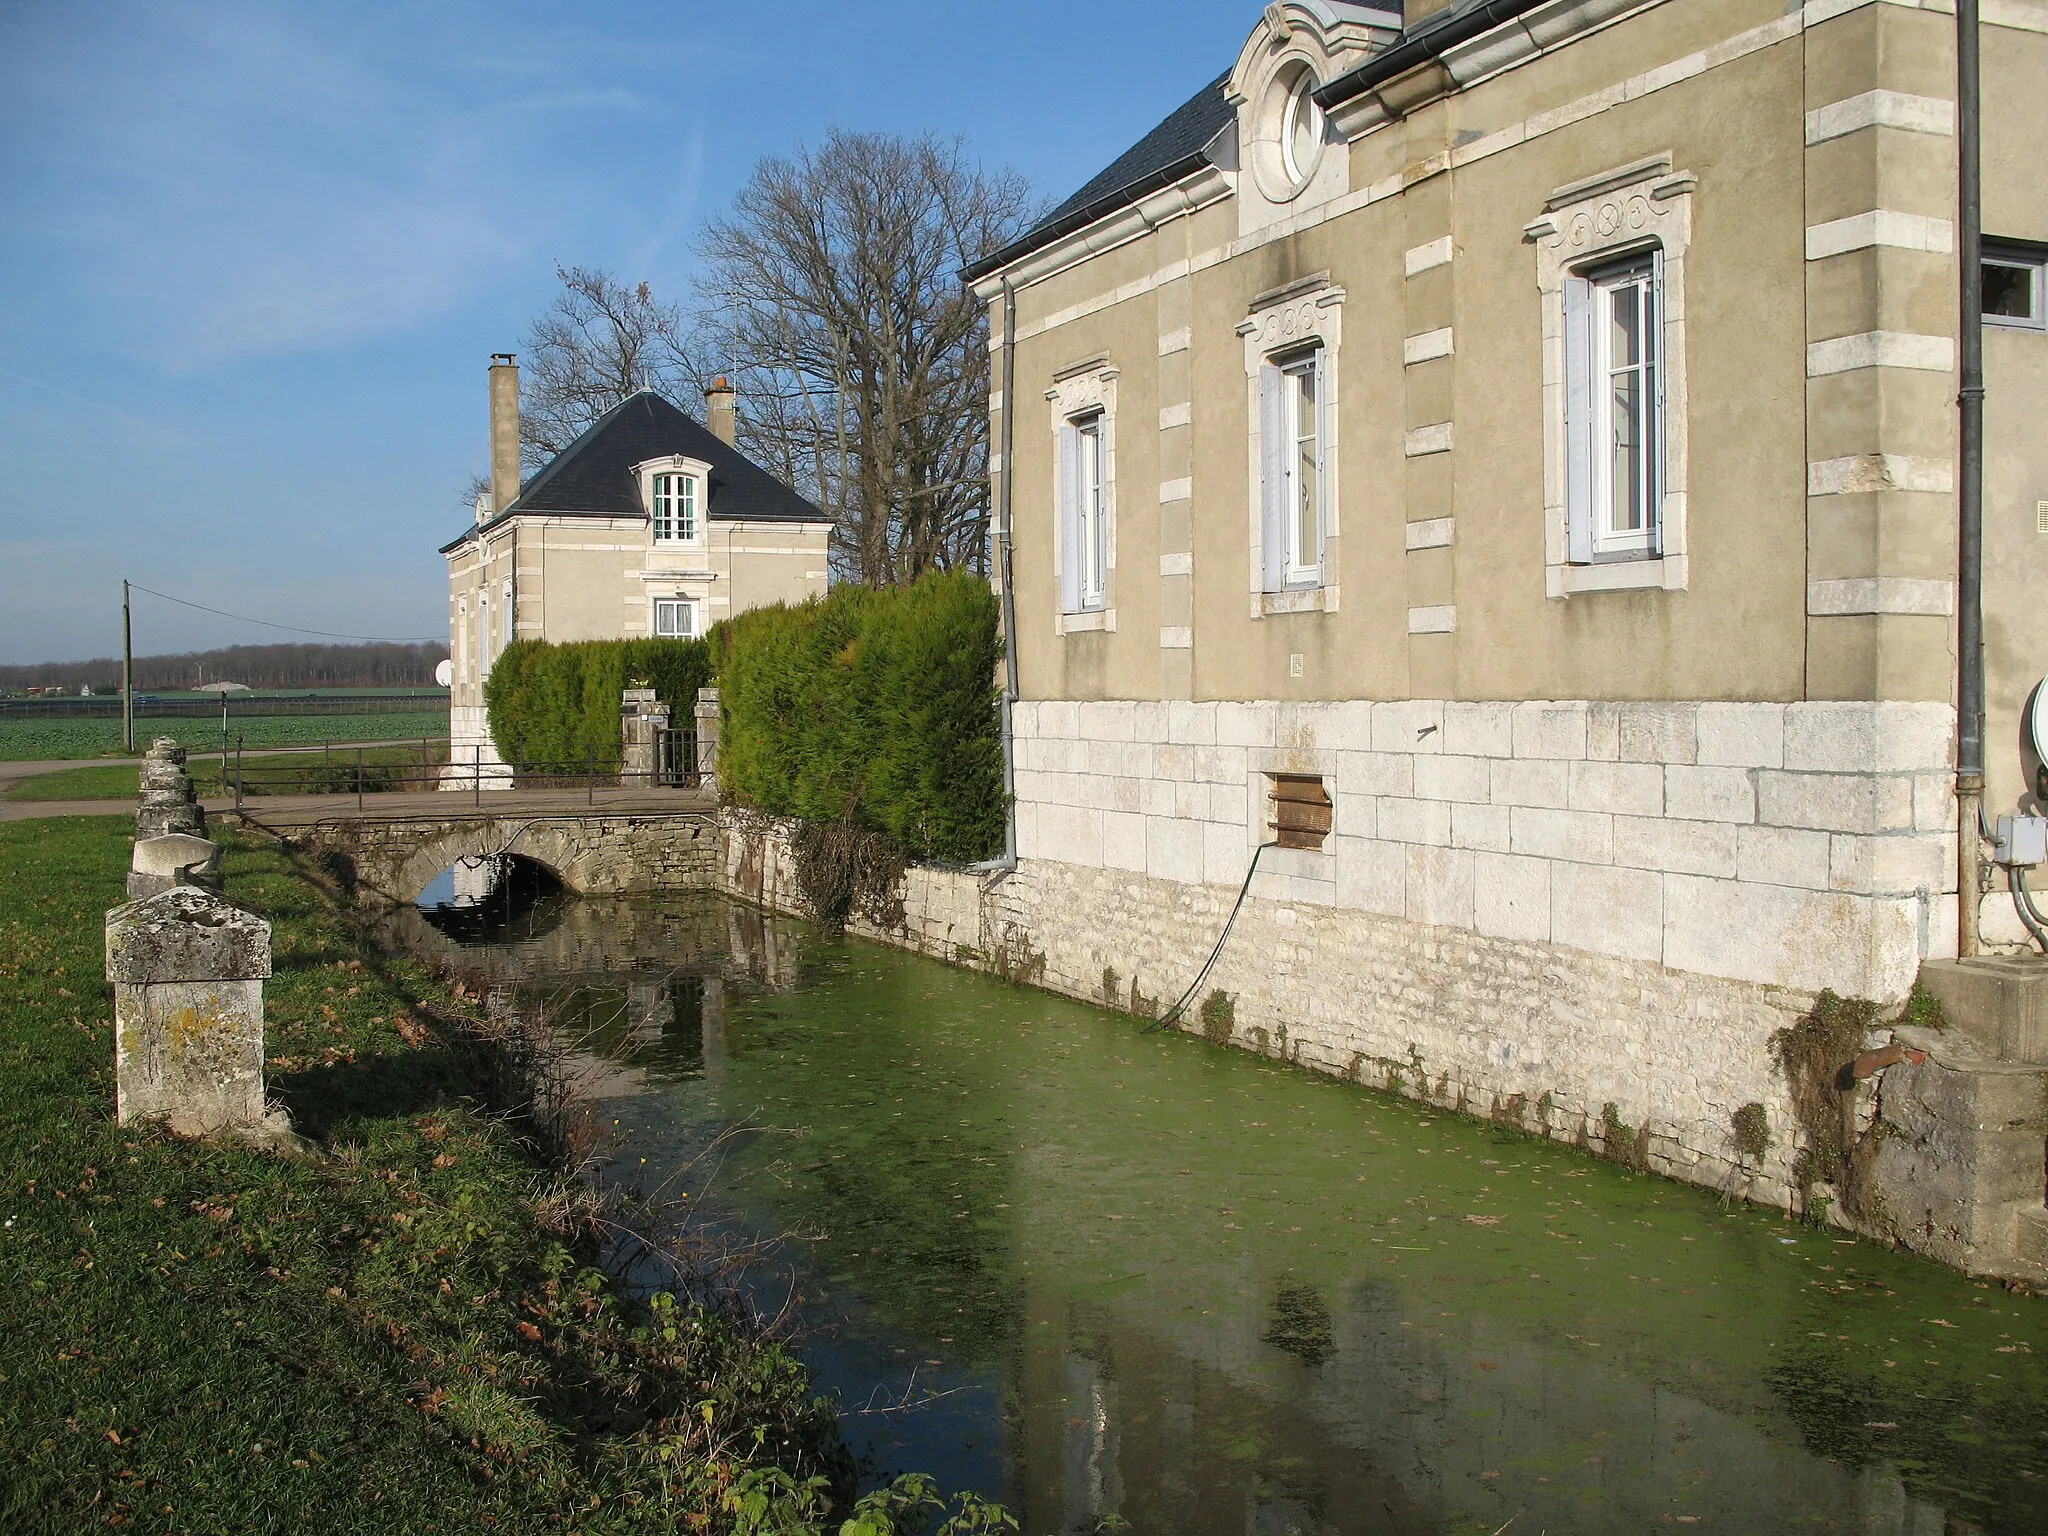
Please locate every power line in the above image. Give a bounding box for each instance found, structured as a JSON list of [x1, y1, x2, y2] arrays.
[[126, 582, 443, 645]]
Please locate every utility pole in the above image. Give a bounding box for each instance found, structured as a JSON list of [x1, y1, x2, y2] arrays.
[[121, 579, 134, 755], [1956, 0, 1986, 955]]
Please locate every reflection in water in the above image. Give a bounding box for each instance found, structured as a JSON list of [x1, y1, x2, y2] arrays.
[[416, 854, 567, 944], [384, 886, 2048, 1536]]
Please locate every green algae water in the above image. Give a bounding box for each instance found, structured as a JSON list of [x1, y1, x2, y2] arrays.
[[401, 888, 2048, 1535]]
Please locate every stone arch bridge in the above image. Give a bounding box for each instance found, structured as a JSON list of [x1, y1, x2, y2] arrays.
[[256, 802, 719, 904]]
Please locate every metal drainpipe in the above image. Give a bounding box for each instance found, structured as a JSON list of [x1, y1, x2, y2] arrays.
[[1957, 0, 1986, 956], [971, 278, 1022, 878]]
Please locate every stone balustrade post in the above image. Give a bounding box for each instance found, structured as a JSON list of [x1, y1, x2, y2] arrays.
[[105, 887, 274, 1137]]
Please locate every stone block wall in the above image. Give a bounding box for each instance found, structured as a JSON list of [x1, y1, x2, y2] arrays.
[[1012, 698, 1958, 1005]]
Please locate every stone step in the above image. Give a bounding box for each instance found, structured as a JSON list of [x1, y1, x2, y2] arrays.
[[1916, 956, 2048, 1064]]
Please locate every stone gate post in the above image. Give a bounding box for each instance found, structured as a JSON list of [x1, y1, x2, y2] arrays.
[[694, 686, 720, 797], [620, 687, 669, 787]]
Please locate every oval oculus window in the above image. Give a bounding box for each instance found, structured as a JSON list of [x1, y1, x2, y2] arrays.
[[1281, 70, 1323, 188]]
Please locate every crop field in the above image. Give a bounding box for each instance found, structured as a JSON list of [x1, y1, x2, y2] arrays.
[[0, 712, 450, 763], [6, 745, 444, 802]]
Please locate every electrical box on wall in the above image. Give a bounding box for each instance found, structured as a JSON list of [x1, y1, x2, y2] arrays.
[[1994, 815, 2047, 868]]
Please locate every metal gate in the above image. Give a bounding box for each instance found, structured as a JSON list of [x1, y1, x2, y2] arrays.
[[652, 724, 698, 788]]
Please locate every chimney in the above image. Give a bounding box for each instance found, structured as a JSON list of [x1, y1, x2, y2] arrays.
[[489, 353, 520, 517], [704, 376, 737, 446]]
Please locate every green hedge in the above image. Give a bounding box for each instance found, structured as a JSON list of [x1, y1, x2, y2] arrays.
[[716, 571, 1005, 863], [484, 638, 712, 770]]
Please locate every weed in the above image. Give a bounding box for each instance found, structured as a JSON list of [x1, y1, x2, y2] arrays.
[[1600, 1102, 1650, 1170], [790, 818, 907, 932], [1901, 982, 1949, 1032], [1732, 1101, 1771, 1166], [1770, 990, 1889, 1227], [1199, 989, 1235, 1045]]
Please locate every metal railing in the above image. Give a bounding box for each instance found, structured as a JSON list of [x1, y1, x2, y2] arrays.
[[226, 738, 702, 812]]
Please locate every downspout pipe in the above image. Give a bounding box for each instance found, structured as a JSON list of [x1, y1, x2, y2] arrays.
[[1957, 0, 1987, 955], [970, 278, 1021, 879]]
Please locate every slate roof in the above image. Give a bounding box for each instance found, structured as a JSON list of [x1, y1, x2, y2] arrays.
[[962, 4, 1423, 285], [962, 72, 1235, 284], [442, 391, 826, 553]]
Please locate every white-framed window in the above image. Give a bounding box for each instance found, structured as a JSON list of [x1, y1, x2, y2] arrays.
[[1527, 157, 1694, 598], [1260, 345, 1326, 590], [472, 586, 488, 681], [1059, 412, 1108, 612], [1565, 251, 1662, 562], [652, 597, 698, 638], [499, 575, 515, 649], [652, 472, 698, 542], [1047, 359, 1118, 631], [1984, 243, 2045, 330]]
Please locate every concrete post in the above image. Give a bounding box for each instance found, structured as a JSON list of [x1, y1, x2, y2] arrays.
[[694, 686, 721, 797], [105, 887, 274, 1137], [620, 686, 670, 787]]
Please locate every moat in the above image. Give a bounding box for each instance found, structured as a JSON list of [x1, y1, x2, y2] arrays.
[[395, 871, 2048, 1535]]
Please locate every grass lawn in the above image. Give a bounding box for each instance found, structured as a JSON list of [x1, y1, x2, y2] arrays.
[[0, 713, 450, 764], [7, 746, 445, 803], [0, 818, 916, 1534]]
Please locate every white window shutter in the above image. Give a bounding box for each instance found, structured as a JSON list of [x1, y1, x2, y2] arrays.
[[1563, 275, 1594, 565], [1259, 363, 1286, 591], [1649, 250, 1666, 555], [1057, 421, 1082, 613], [1312, 348, 1328, 577]]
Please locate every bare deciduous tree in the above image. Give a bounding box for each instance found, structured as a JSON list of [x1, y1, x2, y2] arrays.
[[692, 130, 1038, 585], [517, 264, 693, 470]]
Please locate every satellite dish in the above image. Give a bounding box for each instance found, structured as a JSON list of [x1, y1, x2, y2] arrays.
[[2029, 676, 2048, 766], [435, 659, 455, 688]]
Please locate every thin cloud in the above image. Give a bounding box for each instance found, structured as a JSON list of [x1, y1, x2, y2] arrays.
[[0, 368, 204, 448]]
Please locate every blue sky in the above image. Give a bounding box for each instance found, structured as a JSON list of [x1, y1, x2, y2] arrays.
[[0, 0, 1265, 664]]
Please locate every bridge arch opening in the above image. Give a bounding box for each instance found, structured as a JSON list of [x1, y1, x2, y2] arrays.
[[416, 852, 566, 942]]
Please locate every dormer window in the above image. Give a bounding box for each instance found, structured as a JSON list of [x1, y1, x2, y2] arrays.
[[652, 473, 698, 542], [637, 454, 711, 546]]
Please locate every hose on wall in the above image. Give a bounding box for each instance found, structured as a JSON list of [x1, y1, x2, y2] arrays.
[[1145, 842, 1277, 1035]]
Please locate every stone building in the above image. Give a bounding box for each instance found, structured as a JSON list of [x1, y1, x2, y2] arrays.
[[961, 2, 2048, 1200], [441, 356, 834, 773]]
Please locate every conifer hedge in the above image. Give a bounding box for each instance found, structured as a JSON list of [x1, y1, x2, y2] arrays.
[[716, 570, 1005, 864], [484, 638, 712, 770]]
